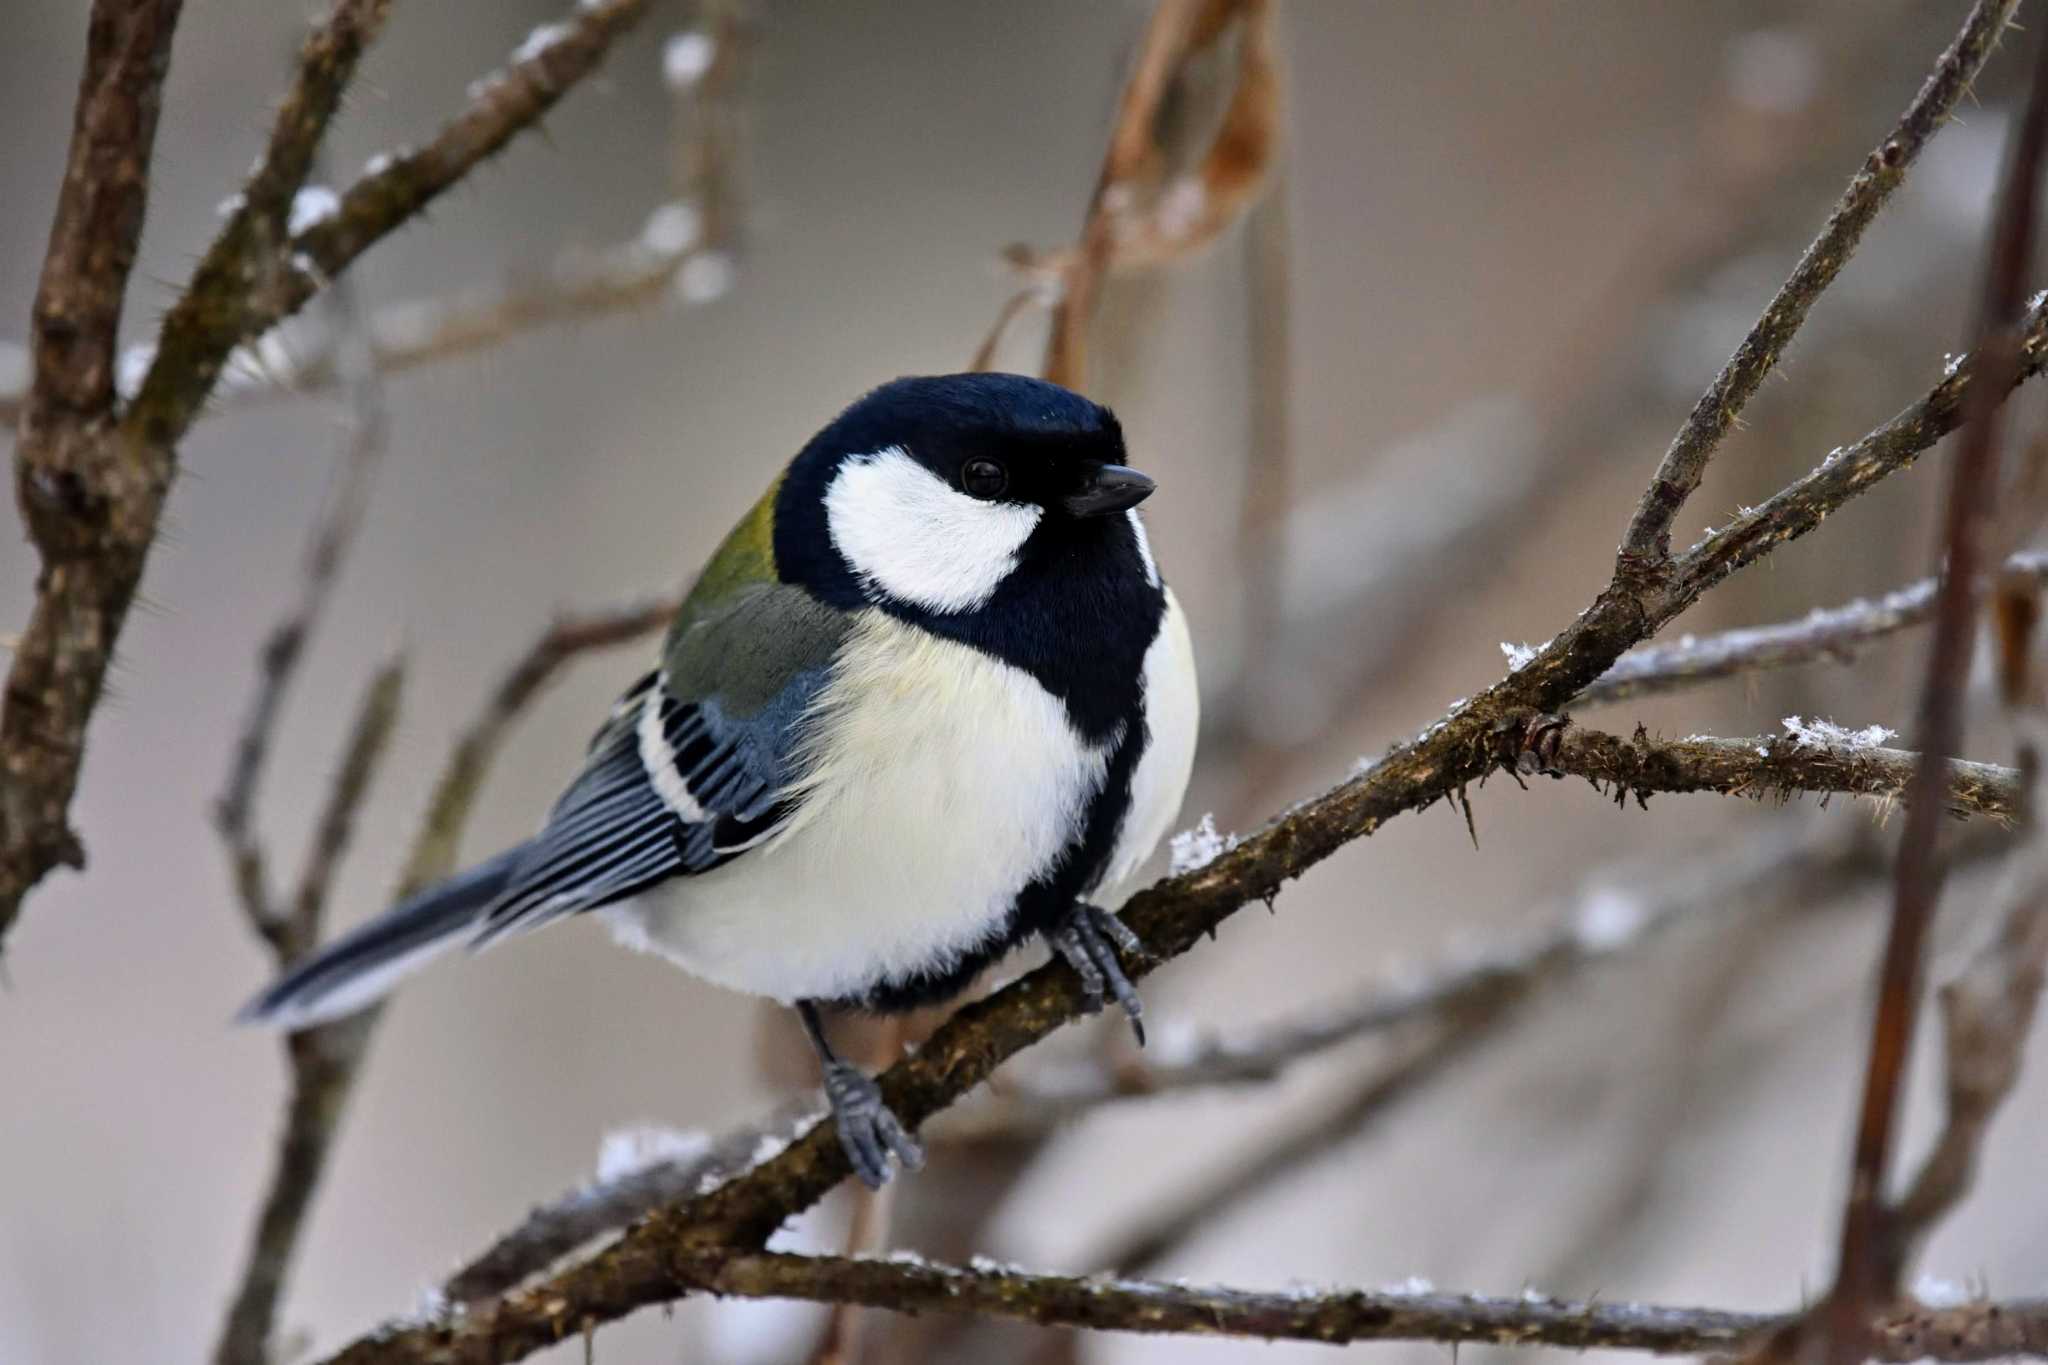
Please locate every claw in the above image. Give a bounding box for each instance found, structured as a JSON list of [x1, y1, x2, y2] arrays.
[[822, 1060, 925, 1189], [1046, 902, 1147, 1047]]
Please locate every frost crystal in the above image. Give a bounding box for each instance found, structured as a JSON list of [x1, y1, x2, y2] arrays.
[[1781, 715, 1897, 750], [1573, 888, 1646, 952], [664, 31, 716, 88], [363, 149, 402, 177], [1912, 1273, 1969, 1307], [513, 22, 570, 65], [641, 201, 702, 255], [1154, 179, 1207, 240], [116, 343, 156, 399], [287, 185, 339, 236], [596, 1123, 709, 1182], [676, 250, 736, 304], [1500, 640, 1543, 672], [969, 1254, 1027, 1275], [1168, 813, 1237, 875], [408, 1286, 453, 1325], [1377, 1276, 1436, 1296], [215, 191, 246, 219]]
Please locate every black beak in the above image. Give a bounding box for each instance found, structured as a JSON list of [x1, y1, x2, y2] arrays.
[[1064, 463, 1156, 517]]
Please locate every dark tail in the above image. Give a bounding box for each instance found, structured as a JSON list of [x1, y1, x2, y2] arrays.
[[235, 846, 523, 1029]]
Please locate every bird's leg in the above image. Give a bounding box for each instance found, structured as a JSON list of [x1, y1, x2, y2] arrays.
[[1045, 901, 1146, 1046], [795, 999, 924, 1189]]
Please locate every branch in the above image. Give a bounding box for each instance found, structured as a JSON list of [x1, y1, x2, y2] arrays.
[[0, 0, 184, 944], [215, 283, 389, 953], [434, 818, 1932, 1301], [1890, 824, 2048, 1255], [1578, 552, 2048, 707], [0, 0, 655, 951], [1206, 7, 1957, 770], [1011, 0, 1280, 378], [442, 1097, 820, 1306], [1040, 0, 1203, 389], [1831, 22, 2048, 1359], [112, 1, 748, 416], [215, 600, 671, 1365], [486, 1249, 2048, 1363], [1619, 0, 2020, 561], [18, 0, 181, 436], [1538, 725, 2020, 824]]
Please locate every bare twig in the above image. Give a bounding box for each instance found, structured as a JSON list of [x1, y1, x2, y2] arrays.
[[1041, 0, 1203, 390], [1207, 9, 1935, 763], [215, 284, 389, 951], [443, 1097, 820, 1305], [0, 0, 185, 946], [428, 821, 1913, 1295], [1579, 553, 2048, 707], [1829, 25, 2048, 1359], [1090, 819, 1924, 1275], [1891, 828, 2048, 1254], [1016, 0, 1280, 334], [216, 599, 670, 1364], [509, 1249, 2048, 1363], [1538, 726, 2020, 824], [184, 1, 748, 413], [0, 0, 654, 951], [1620, 0, 2020, 562]]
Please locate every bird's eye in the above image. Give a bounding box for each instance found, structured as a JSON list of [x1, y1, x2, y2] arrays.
[[961, 458, 1009, 500]]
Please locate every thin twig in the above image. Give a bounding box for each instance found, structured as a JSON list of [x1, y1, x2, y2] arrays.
[[442, 1096, 821, 1305], [1890, 817, 2048, 1254], [147, 1, 747, 414], [1041, 0, 1203, 390], [1830, 25, 2048, 1361], [1620, 0, 2021, 562], [215, 600, 670, 1364], [1205, 8, 1936, 766], [215, 282, 389, 951], [0, 0, 653, 952], [521, 1249, 2048, 1363], [428, 821, 1913, 1296], [0, 0, 185, 946], [1539, 726, 2020, 824], [1578, 553, 2048, 707]]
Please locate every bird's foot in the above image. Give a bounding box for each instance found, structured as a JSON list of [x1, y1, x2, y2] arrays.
[[1045, 901, 1147, 1046], [822, 1060, 924, 1189]]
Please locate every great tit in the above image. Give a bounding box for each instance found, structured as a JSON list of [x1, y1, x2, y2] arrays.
[[240, 372, 1199, 1187]]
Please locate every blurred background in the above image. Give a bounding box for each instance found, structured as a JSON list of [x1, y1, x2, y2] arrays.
[[2, 2, 2043, 1362]]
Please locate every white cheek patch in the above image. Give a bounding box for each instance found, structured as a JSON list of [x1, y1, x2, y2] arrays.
[[1128, 509, 1160, 587], [825, 446, 1043, 614]]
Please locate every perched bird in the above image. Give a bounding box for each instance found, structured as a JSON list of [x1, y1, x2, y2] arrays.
[[241, 372, 1199, 1187]]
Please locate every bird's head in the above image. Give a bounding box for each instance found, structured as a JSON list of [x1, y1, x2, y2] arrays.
[[773, 373, 1161, 616]]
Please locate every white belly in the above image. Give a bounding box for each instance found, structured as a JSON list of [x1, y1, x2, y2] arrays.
[[1101, 590, 1200, 895], [602, 611, 1114, 1003]]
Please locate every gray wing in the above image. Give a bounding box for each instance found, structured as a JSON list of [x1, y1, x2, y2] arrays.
[[472, 584, 849, 942]]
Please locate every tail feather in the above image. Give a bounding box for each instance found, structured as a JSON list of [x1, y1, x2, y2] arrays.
[[235, 846, 524, 1030]]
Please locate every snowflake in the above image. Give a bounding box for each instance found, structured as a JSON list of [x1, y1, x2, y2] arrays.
[[1168, 813, 1237, 875], [1781, 715, 1897, 750]]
